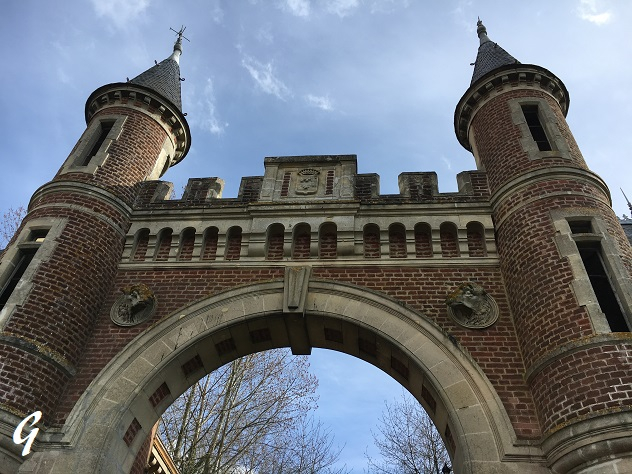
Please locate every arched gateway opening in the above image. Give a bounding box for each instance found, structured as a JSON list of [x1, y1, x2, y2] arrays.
[[24, 279, 530, 474]]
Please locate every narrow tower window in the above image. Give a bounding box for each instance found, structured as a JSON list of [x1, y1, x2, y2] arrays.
[[82, 120, 114, 166], [577, 242, 629, 332], [521, 105, 552, 151], [0, 229, 48, 310]]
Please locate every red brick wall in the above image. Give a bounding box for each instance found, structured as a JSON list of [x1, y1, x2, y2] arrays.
[[56, 107, 170, 207], [319, 230, 337, 259], [0, 201, 127, 419], [388, 226, 406, 258], [470, 89, 588, 194], [54, 266, 540, 440], [470, 86, 632, 434]]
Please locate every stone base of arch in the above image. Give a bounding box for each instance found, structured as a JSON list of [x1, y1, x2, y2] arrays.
[[8, 280, 632, 473]]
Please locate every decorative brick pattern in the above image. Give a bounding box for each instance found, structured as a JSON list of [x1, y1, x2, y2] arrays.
[[123, 418, 142, 447], [414, 224, 432, 258], [148, 382, 171, 408], [421, 385, 437, 414], [363, 225, 381, 258], [215, 338, 237, 356], [390, 356, 409, 380], [325, 170, 334, 195], [266, 224, 284, 260], [292, 225, 311, 259], [324, 327, 343, 343], [466, 223, 486, 257], [225, 227, 242, 261], [389, 224, 407, 258], [250, 328, 272, 344], [440, 224, 459, 258], [201, 227, 218, 260], [154, 229, 172, 261], [280, 172, 291, 197], [319, 227, 337, 259], [178, 228, 195, 261], [132, 229, 149, 262], [181, 354, 204, 377]]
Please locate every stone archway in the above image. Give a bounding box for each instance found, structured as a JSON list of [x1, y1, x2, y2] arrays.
[[21, 279, 548, 473]]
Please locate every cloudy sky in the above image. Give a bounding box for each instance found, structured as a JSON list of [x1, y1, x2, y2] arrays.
[[2, 0, 632, 470]]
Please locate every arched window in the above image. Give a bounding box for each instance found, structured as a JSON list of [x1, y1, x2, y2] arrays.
[[414, 223, 433, 258], [466, 222, 486, 257], [389, 223, 407, 258], [440, 222, 460, 258], [225, 227, 242, 261], [201, 227, 219, 261], [266, 224, 285, 260], [132, 228, 150, 262], [319, 223, 337, 259], [292, 224, 311, 259], [154, 228, 173, 261], [178, 228, 196, 261], [363, 224, 381, 258]]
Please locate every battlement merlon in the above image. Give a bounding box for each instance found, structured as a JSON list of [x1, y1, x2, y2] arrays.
[[134, 155, 490, 209]]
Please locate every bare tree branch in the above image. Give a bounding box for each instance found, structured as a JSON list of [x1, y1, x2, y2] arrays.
[[0, 206, 26, 250], [159, 349, 347, 474], [366, 391, 450, 474]]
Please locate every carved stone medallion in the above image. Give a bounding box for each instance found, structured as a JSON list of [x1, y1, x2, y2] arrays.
[[111, 283, 157, 326], [295, 169, 320, 195], [445, 283, 498, 329]]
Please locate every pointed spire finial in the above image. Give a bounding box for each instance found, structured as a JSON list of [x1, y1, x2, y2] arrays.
[[621, 188, 632, 213], [168, 26, 190, 63], [476, 17, 491, 45]]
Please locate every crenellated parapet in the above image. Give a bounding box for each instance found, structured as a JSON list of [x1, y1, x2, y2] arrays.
[[134, 155, 491, 210]]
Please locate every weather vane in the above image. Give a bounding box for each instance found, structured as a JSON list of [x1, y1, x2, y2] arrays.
[[170, 25, 190, 43]]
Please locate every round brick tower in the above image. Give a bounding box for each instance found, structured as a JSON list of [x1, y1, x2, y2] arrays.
[[0, 32, 190, 433], [455, 21, 632, 472]]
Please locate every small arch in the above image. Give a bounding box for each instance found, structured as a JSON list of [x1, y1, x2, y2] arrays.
[[388, 223, 407, 258], [466, 221, 487, 257], [363, 224, 381, 258], [414, 223, 433, 258], [154, 228, 173, 262], [266, 223, 285, 260], [178, 227, 196, 261], [201, 227, 219, 261], [439, 222, 460, 258], [319, 222, 337, 259], [131, 228, 150, 262], [225, 227, 242, 261], [292, 223, 311, 259]]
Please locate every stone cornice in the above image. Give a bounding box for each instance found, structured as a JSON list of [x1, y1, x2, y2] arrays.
[[85, 82, 190, 164], [455, 64, 570, 151], [525, 332, 632, 384], [0, 333, 76, 377], [489, 167, 612, 227], [29, 181, 132, 237]]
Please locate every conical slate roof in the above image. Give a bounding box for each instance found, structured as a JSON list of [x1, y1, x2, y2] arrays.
[[130, 35, 184, 110], [471, 20, 519, 85]]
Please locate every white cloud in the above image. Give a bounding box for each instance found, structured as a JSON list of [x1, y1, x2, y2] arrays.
[[325, 0, 359, 17], [90, 0, 150, 28], [280, 0, 311, 17], [369, 0, 410, 14], [577, 0, 612, 25], [201, 79, 227, 135], [305, 94, 334, 111], [441, 156, 452, 170], [184, 79, 227, 136], [241, 56, 291, 100]]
